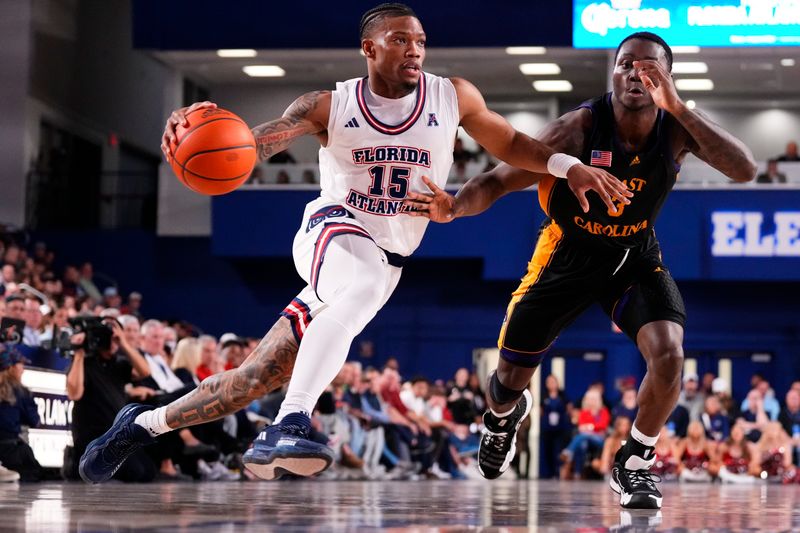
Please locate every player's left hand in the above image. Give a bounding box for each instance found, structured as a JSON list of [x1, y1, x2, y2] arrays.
[[634, 60, 683, 114], [403, 176, 457, 223]]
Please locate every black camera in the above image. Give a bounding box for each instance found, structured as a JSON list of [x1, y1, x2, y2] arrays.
[[54, 316, 116, 357], [0, 317, 26, 345]]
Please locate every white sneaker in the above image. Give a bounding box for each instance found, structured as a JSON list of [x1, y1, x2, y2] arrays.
[[210, 461, 240, 481], [0, 463, 19, 483]]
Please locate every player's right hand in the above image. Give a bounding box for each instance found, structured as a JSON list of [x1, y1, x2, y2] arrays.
[[566, 164, 633, 214], [403, 176, 457, 223], [161, 101, 217, 162]]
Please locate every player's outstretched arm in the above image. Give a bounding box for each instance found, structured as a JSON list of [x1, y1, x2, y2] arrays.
[[164, 317, 298, 428], [159, 92, 332, 163], [451, 78, 632, 213], [633, 60, 757, 183]]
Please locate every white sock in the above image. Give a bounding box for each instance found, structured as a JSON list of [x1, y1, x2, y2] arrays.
[[274, 314, 354, 424], [134, 406, 171, 437], [631, 423, 659, 447], [490, 406, 516, 418]]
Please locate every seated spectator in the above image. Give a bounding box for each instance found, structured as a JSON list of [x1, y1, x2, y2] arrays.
[[741, 378, 780, 421], [701, 372, 716, 397], [78, 262, 102, 303], [701, 395, 730, 443], [301, 169, 317, 184], [716, 423, 758, 484], [678, 373, 705, 421], [196, 335, 220, 381], [777, 140, 800, 162], [276, 170, 290, 184], [611, 387, 638, 422], [540, 374, 572, 480], [593, 415, 631, 477], [220, 333, 247, 370], [667, 403, 690, 438], [246, 166, 266, 185], [0, 345, 43, 481], [102, 287, 122, 310], [755, 422, 794, 482], [171, 337, 201, 386], [739, 389, 771, 442], [757, 159, 787, 184], [676, 420, 716, 482], [447, 368, 478, 426], [650, 427, 679, 480], [466, 372, 486, 415], [120, 291, 143, 319], [779, 389, 800, 465], [560, 388, 610, 479], [711, 377, 740, 427]]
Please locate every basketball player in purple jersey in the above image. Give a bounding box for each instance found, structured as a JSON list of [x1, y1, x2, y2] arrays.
[[78, 3, 632, 483], [405, 32, 756, 508]]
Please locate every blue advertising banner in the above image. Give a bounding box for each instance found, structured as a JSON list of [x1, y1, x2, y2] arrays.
[[574, 0, 800, 48], [212, 188, 800, 281]]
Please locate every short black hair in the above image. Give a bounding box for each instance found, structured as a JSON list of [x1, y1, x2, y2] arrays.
[[615, 31, 673, 71], [360, 3, 418, 40]]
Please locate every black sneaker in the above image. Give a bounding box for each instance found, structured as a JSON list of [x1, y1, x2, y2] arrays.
[[478, 389, 532, 479], [609, 439, 662, 509]]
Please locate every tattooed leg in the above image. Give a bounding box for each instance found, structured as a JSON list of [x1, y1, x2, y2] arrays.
[[165, 317, 298, 429]]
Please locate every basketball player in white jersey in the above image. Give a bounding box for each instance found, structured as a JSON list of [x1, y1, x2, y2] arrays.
[[79, 3, 631, 483]]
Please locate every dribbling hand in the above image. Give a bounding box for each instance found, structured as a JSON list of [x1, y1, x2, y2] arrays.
[[160, 101, 217, 162], [403, 176, 457, 223], [566, 164, 633, 214]]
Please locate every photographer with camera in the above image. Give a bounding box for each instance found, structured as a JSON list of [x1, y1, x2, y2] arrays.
[[0, 343, 43, 481], [65, 317, 158, 481]]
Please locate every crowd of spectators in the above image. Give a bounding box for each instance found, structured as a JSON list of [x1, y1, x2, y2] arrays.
[[543, 371, 800, 485]]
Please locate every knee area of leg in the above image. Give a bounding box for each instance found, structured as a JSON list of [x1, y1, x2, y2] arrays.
[[649, 345, 684, 376]]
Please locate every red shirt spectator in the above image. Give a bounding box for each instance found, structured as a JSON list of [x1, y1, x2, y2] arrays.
[[577, 407, 611, 435]]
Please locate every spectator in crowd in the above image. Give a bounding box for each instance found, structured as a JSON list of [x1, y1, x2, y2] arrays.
[[676, 420, 716, 482], [65, 320, 158, 482], [220, 333, 247, 370], [0, 345, 42, 481], [246, 166, 266, 185], [102, 287, 122, 310], [276, 170, 291, 184], [163, 326, 178, 363], [779, 389, 800, 464], [588, 381, 612, 411], [171, 337, 201, 386], [678, 373, 705, 421], [667, 403, 690, 438], [593, 415, 631, 478], [756, 159, 787, 184], [611, 387, 638, 422], [78, 262, 102, 302], [62, 266, 80, 298], [540, 374, 572, 479], [196, 335, 220, 381], [701, 372, 716, 397], [739, 388, 770, 442], [650, 427, 679, 480], [466, 372, 486, 415], [447, 368, 478, 426], [716, 422, 758, 484], [560, 388, 610, 479], [741, 378, 780, 421], [118, 314, 141, 349], [0, 264, 15, 292], [22, 297, 43, 347], [120, 292, 143, 319], [701, 395, 730, 443], [711, 377, 740, 427], [452, 137, 475, 165], [301, 169, 317, 184], [4, 294, 25, 322], [777, 140, 800, 162], [754, 422, 794, 482]]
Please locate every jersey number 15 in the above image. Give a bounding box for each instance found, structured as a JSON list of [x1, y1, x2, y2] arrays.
[[368, 166, 410, 199]]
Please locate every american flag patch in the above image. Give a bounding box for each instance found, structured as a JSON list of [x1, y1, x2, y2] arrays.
[[590, 150, 612, 167]]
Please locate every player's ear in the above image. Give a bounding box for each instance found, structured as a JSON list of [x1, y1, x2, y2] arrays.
[[362, 39, 376, 59]]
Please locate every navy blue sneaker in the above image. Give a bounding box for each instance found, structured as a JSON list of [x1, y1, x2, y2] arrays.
[[242, 412, 334, 480], [79, 403, 156, 483]]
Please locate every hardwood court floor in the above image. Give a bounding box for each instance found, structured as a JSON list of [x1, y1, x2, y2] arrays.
[[1, 479, 797, 532]]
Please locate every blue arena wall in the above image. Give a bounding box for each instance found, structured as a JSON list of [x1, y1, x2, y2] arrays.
[[36, 188, 800, 401]]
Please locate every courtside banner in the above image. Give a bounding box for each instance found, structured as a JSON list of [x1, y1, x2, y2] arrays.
[[574, 0, 800, 48]]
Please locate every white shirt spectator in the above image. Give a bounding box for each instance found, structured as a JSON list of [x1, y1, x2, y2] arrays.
[[23, 326, 41, 347], [144, 353, 185, 393]]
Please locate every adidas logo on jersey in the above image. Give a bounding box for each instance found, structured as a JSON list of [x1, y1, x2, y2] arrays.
[[344, 117, 360, 128]]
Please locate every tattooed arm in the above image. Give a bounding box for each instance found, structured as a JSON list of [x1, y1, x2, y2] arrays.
[[165, 317, 298, 428], [160, 92, 332, 163], [252, 90, 331, 161]]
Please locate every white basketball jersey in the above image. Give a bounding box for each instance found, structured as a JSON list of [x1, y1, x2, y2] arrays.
[[314, 72, 459, 257]]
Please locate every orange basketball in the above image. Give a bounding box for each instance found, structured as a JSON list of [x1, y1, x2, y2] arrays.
[[169, 107, 257, 195]]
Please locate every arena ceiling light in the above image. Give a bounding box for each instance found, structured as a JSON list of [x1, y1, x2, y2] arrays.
[[671, 62, 708, 74], [781, 58, 795, 67], [674, 79, 714, 91], [519, 63, 561, 75], [532, 80, 573, 92], [217, 49, 257, 58], [672, 45, 701, 54], [506, 46, 547, 55], [243, 65, 286, 77]]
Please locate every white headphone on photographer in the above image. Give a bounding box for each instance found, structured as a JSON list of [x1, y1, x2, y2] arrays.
[[17, 283, 51, 316]]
